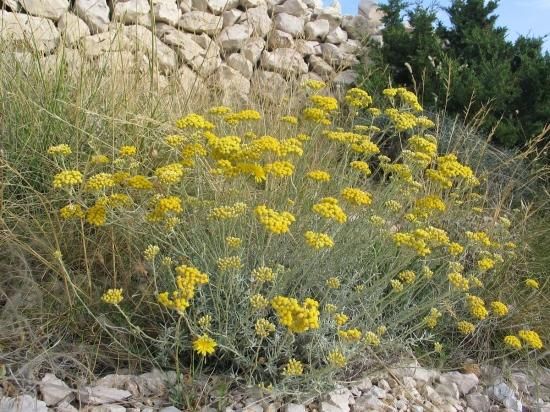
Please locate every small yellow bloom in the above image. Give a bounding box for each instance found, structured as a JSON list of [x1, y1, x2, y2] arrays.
[[225, 236, 242, 248], [326, 277, 341, 289], [434, 342, 443, 353], [490, 301, 508, 317], [198, 314, 212, 329], [102, 288, 123, 305], [364, 331, 381, 346], [143, 245, 160, 261], [193, 334, 217, 356], [327, 349, 347, 367], [304, 231, 334, 249], [250, 294, 269, 310], [282, 358, 303, 376], [306, 169, 331, 182], [47, 144, 72, 156], [255, 318, 276, 338], [525, 278, 539, 289], [119, 145, 137, 156], [518, 330, 543, 349], [53, 170, 83, 189], [457, 320, 475, 335], [334, 313, 348, 326], [504, 335, 522, 350]]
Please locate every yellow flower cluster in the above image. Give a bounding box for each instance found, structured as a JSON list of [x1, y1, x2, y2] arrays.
[[525, 278, 539, 289], [198, 314, 212, 328], [364, 331, 381, 346], [101, 288, 123, 305], [225, 236, 242, 248], [390, 279, 404, 292], [307, 169, 331, 182], [341, 187, 372, 206], [448, 272, 470, 291], [326, 277, 341, 289], [393, 232, 431, 256], [255, 205, 295, 234], [175, 264, 209, 299], [490, 301, 508, 317], [155, 163, 184, 185], [59, 204, 85, 219], [351, 138, 381, 156], [518, 330, 543, 349], [398, 270, 416, 284], [280, 115, 298, 125], [304, 231, 334, 249], [208, 106, 231, 115], [147, 196, 183, 222], [265, 160, 294, 177], [310, 95, 338, 112], [119, 145, 137, 156], [457, 320, 476, 335], [338, 328, 362, 342], [209, 202, 247, 220], [303, 79, 326, 90], [283, 359, 303, 376], [217, 256, 243, 271], [436, 154, 479, 186], [85, 173, 115, 191], [143, 244, 160, 261], [477, 257, 495, 272], [176, 113, 215, 129], [271, 296, 320, 333], [53, 170, 83, 189], [345, 88, 373, 108], [334, 312, 348, 326], [350, 160, 372, 176], [250, 294, 269, 310], [126, 175, 153, 190], [312, 197, 347, 224], [224, 109, 261, 125], [255, 318, 276, 338], [251, 266, 276, 283], [90, 154, 110, 164], [327, 349, 347, 367], [303, 107, 331, 125], [385, 108, 418, 132], [86, 203, 107, 226], [424, 308, 442, 328], [414, 195, 446, 216], [504, 335, 522, 350], [383, 87, 423, 111], [467, 295, 488, 320], [47, 144, 72, 156]]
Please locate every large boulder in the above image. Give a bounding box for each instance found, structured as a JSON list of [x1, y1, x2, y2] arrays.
[[218, 23, 252, 51], [214, 63, 251, 95], [153, 0, 181, 26], [304, 19, 329, 40], [260, 47, 307, 75], [74, 0, 110, 33], [294, 39, 320, 55], [240, 0, 266, 8], [0, 10, 60, 52], [267, 29, 293, 49], [273, 0, 307, 17], [205, 0, 239, 14], [332, 69, 357, 86], [179, 0, 192, 12], [82, 30, 132, 56], [241, 36, 264, 64], [239, 5, 271, 37], [226, 52, 253, 78], [309, 54, 333, 77], [179, 11, 223, 34], [123, 24, 178, 72], [113, 0, 151, 25], [341, 14, 370, 38], [325, 26, 347, 44], [19, 0, 69, 20], [273, 12, 303, 37], [321, 42, 358, 68], [223, 9, 242, 27], [175, 64, 207, 97], [58, 12, 91, 46], [251, 69, 286, 98]]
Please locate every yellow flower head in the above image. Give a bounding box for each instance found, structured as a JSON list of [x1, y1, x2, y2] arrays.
[[271, 296, 320, 333], [310, 95, 338, 111], [255, 205, 295, 234], [304, 231, 334, 249], [307, 169, 331, 182], [457, 320, 475, 335], [303, 79, 326, 90], [504, 335, 522, 350], [250, 293, 270, 310], [53, 170, 83, 189], [102, 288, 123, 305], [338, 328, 362, 342], [155, 163, 184, 185], [59, 204, 85, 220], [252, 266, 276, 283], [47, 144, 72, 156], [313, 197, 347, 224], [176, 113, 215, 129], [198, 314, 212, 329], [225, 236, 242, 248], [85, 173, 115, 191], [283, 358, 303, 376], [345, 88, 373, 108], [255, 318, 276, 338], [334, 312, 348, 326], [341, 187, 372, 206], [518, 330, 543, 349], [327, 349, 347, 367], [490, 301, 508, 317], [364, 331, 381, 346], [119, 145, 137, 156], [193, 334, 217, 356], [525, 278, 539, 289], [326, 276, 341, 289]]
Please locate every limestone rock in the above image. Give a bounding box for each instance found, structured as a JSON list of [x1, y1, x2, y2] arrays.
[[320, 42, 358, 68], [294, 39, 320, 55], [440, 372, 479, 396], [241, 36, 264, 64], [214, 63, 250, 94], [273, 12, 303, 37], [153, 0, 181, 26], [19, 0, 69, 20], [325, 26, 347, 44], [284, 404, 307, 412], [3, 0, 21, 12], [325, 387, 352, 412], [341, 14, 370, 38], [179, 0, 192, 12], [435, 382, 460, 400], [82, 30, 132, 56], [113, 0, 150, 25], [0, 394, 48, 412], [123, 24, 178, 72], [74, 0, 110, 33], [205, 0, 239, 15], [338, 38, 360, 54], [314, 10, 340, 30], [77, 386, 132, 405], [260, 47, 307, 75], [179, 11, 222, 34], [58, 12, 90, 46], [0, 11, 60, 52], [309, 54, 333, 77], [274, 0, 307, 17], [218, 23, 252, 51], [191, 32, 220, 53], [239, 5, 271, 37], [175, 63, 206, 94], [304, 19, 329, 40], [95, 51, 149, 73], [39, 373, 73, 406], [267, 29, 293, 49], [240, 0, 266, 8], [465, 393, 490, 411], [251, 69, 286, 98], [223, 9, 242, 27], [353, 394, 385, 411], [87, 405, 126, 412], [358, 0, 383, 29], [226, 52, 253, 78]]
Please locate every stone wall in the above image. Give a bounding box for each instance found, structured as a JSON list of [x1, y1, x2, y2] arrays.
[[0, 0, 383, 101]]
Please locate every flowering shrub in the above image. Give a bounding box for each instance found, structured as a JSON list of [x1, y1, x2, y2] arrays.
[[31, 82, 546, 390]]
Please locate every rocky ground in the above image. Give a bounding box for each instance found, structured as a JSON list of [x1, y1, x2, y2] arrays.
[[1, 360, 549, 412]]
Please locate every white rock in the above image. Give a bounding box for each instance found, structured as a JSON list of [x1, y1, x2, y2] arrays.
[[294, 39, 319, 55], [123, 24, 178, 72], [440, 372, 479, 396], [159, 407, 183, 412], [309, 54, 333, 77], [113, 0, 150, 25], [367, 385, 387, 399], [338, 38, 360, 53], [284, 404, 306, 412], [153, 0, 181, 25], [357, 0, 375, 18], [304, 19, 328, 40], [0, 395, 48, 412], [223, 9, 242, 26], [179, 0, 192, 12], [251, 69, 286, 98], [465, 393, 490, 411], [410, 406, 424, 412], [87, 405, 126, 412], [487, 383, 522, 412], [240, 0, 265, 8], [82, 30, 132, 56], [260, 48, 307, 75], [325, 26, 347, 44], [179, 11, 222, 34], [319, 401, 342, 412], [273, 12, 303, 37], [241, 36, 264, 64], [75, 0, 110, 33], [240, 5, 271, 37], [190, 32, 220, 52], [205, 0, 239, 14], [274, 0, 306, 17], [314, 10, 340, 29], [77, 386, 132, 405], [354, 394, 385, 411], [3, 0, 21, 11], [267, 29, 293, 48], [0, 11, 59, 52], [356, 377, 373, 392], [358, 0, 383, 29], [39, 373, 73, 406], [435, 382, 460, 400], [19, 0, 68, 20], [341, 14, 371, 38], [58, 12, 90, 45], [175, 63, 206, 95], [377, 379, 391, 391], [421, 385, 444, 406], [227, 52, 253, 78], [191, 0, 208, 11], [218, 23, 252, 51], [56, 400, 79, 412], [321, 42, 358, 68], [326, 388, 352, 412]]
